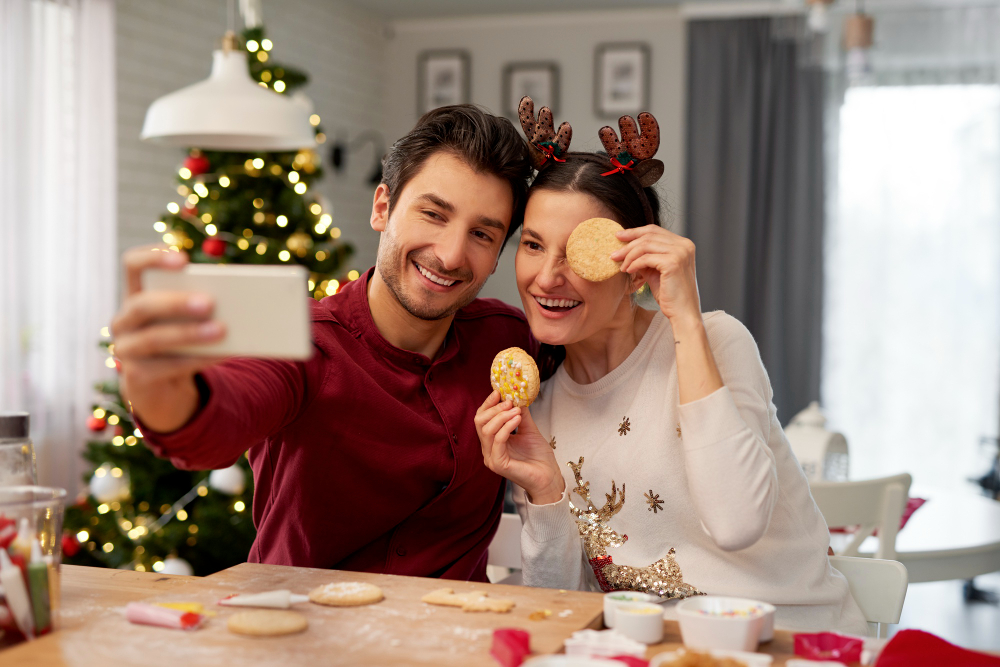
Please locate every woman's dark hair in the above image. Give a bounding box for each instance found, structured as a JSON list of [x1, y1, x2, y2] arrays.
[[381, 104, 532, 245], [529, 152, 662, 230], [530, 153, 663, 380]]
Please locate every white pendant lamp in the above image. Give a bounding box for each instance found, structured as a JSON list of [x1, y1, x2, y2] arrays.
[[141, 32, 314, 151]]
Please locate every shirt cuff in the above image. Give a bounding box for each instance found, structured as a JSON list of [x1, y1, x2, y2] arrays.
[[135, 368, 223, 462], [522, 488, 576, 543], [678, 385, 747, 452]]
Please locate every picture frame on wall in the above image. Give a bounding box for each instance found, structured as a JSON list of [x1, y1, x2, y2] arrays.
[[417, 50, 470, 115], [594, 43, 650, 117], [502, 61, 559, 118]]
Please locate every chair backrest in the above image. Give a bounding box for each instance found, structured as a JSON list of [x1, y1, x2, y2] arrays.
[[829, 555, 908, 638], [811, 472, 912, 559], [487, 512, 523, 569]]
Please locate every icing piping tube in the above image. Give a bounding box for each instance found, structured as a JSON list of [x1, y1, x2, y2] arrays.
[[28, 540, 51, 634], [0, 548, 35, 639], [218, 589, 309, 609], [126, 602, 204, 630]]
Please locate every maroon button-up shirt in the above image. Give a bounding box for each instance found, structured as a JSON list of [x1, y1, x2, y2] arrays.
[[140, 268, 534, 581]]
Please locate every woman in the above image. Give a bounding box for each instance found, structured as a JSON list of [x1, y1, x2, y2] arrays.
[[474, 101, 866, 634]]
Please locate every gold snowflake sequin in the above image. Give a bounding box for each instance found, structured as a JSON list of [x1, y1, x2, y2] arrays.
[[644, 490, 663, 514], [618, 417, 631, 436], [676, 424, 682, 438], [549, 436, 557, 450]]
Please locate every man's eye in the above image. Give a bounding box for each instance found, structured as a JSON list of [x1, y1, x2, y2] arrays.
[[473, 230, 494, 242], [423, 210, 443, 220]]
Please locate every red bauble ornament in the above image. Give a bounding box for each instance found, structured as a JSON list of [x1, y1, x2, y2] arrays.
[[87, 416, 107, 432], [62, 532, 81, 558], [182, 204, 198, 217], [114, 359, 122, 374], [202, 237, 227, 257], [183, 152, 211, 177]]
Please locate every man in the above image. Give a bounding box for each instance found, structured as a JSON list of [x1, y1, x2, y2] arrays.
[[112, 105, 534, 581]]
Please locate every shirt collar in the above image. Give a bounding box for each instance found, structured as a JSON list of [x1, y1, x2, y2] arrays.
[[346, 267, 461, 369]]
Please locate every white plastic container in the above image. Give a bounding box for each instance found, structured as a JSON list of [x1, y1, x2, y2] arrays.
[[675, 596, 774, 652], [614, 602, 665, 644], [603, 590, 659, 628]]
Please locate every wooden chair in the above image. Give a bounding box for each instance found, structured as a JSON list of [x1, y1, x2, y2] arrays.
[[830, 555, 909, 638], [811, 473, 912, 560], [487, 512, 523, 585]]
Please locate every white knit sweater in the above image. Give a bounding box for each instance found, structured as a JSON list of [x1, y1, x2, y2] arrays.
[[513, 310, 867, 634]]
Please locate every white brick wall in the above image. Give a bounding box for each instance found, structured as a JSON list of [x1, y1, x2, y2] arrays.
[[116, 0, 387, 274]]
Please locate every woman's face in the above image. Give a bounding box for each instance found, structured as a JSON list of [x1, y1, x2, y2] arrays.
[[516, 189, 633, 346]]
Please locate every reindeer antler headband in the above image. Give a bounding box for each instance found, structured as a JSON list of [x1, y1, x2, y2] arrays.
[[518, 96, 572, 169], [518, 96, 664, 226], [598, 113, 664, 188]]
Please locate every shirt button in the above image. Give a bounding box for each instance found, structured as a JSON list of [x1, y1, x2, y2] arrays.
[[451, 433, 458, 442], [395, 545, 407, 557]]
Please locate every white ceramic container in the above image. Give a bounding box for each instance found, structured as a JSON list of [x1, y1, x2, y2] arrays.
[[675, 596, 775, 652], [603, 591, 659, 629], [614, 602, 666, 644]]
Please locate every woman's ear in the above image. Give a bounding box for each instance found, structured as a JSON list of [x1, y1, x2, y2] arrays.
[[628, 272, 647, 295]]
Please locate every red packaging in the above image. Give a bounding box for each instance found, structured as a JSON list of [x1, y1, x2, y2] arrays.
[[491, 628, 531, 667], [794, 631, 864, 663]]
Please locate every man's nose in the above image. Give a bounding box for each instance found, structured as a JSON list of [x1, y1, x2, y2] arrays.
[[435, 225, 468, 272]]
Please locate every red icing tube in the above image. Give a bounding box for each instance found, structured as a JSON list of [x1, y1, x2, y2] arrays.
[[125, 602, 204, 630]]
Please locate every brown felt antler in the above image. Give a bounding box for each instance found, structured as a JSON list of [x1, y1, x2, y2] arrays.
[[518, 96, 572, 170], [598, 112, 664, 188]]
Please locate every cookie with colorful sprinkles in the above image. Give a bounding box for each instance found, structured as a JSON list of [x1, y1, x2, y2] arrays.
[[490, 347, 540, 408]]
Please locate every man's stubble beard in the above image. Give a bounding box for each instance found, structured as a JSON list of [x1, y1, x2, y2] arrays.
[[376, 232, 489, 322]]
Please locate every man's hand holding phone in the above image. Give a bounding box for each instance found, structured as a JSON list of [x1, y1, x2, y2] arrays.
[[111, 246, 226, 434]]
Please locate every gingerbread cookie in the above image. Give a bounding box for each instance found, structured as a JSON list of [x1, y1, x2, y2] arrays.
[[566, 217, 626, 282], [226, 610, 308, 637], [421, 588, 515, 614], [308, 582, 384, 607], [490, 347, 540, 408]]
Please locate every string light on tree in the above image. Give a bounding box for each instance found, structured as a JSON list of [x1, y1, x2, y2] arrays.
[[61, 20, 354, 578]]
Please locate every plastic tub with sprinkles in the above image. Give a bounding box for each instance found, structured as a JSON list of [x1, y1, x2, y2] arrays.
[[675, 596, 775, 652]]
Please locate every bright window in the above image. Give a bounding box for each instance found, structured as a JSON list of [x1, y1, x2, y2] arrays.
[[823, 85, 1000, 490]]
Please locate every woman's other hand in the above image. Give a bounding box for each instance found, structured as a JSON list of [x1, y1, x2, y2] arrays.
[[611, 225, 702, 329], [611, 225, 724, 404], [475, 391, 565, 504]]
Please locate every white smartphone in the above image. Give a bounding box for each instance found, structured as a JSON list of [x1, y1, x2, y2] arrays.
[[142, 263, 312, 360]]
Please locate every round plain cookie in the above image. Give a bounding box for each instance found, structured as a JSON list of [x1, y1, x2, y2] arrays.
[[226, 610, 308, 637], [566, 217, 627, 282], [308, 581, 384, 607], [490, 347, 540, 408]]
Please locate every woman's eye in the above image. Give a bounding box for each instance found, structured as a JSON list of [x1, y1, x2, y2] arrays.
[[521, 240, 542, 251]]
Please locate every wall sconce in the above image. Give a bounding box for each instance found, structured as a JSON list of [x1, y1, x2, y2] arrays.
[[330, 131, 385, 185]]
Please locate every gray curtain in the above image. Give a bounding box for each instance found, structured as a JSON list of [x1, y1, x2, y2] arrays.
[[685, 18, 825, 425]]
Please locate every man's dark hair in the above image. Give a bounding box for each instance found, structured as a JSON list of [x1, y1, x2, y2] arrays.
[[381, 104, 532, 245]]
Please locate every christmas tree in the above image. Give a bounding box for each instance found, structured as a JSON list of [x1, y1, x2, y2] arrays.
[[62, 25, 356, 575]]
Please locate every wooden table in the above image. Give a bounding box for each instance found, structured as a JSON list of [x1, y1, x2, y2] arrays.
[[3, 563, 853, 666]]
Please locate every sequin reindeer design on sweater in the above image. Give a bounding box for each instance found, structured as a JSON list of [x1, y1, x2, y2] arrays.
[[568, 457, 702, 599]]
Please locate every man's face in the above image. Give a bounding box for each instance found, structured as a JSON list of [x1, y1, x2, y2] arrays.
[[371, 150, 514, 321]]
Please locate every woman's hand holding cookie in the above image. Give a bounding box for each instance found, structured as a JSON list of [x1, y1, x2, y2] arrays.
[[475, 392, 565, 505], [611, 225, 703, 328]]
